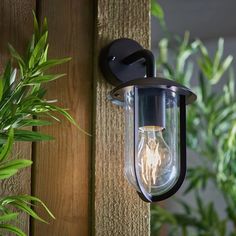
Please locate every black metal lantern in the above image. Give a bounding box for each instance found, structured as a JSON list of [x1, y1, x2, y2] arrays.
[[99, 38, 197, 202]]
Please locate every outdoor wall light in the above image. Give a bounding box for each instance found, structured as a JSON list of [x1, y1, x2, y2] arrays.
[[100, 38, 197, 202]]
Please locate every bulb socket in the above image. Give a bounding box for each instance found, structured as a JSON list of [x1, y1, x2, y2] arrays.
[[138, 88, 166, 129]]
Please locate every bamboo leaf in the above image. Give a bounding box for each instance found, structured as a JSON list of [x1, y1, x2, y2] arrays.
[[29, 32, 48, 69], [172, 213, 203, 228], [28, 74, 66, 84], [26, 35, 35, 66], [228, 67, 235, 98], [11, 202, 47, 223], [210, 55, 233, 84], [16, 119, 52, 128], [40, 44, 49, 64], [176, 199, 192, 214], [2, 61, 12, 93], [0, 79, 4, 102], [0, 213, 18, 222], [0, 169, 18, 180], [213, 38, 224, 72], [33, 58, 71, 74], [14, 130, 54, 142], [196, 194, 206, 220], [8, 44, 25, 68], [0, 224, 26, 236], [151, 0, 164, 20], [9, 69, 17, 85], [0, 128, 14, 162], [32, 11, 39, 42], [199, 72, 208, 102], [46, 105, 91, 136], [158, 38, 168, 64], [42, 17, 48, 36], [0, 159, 32, 179], [15, 195, 55, 219], [0, 159, 32, 171]]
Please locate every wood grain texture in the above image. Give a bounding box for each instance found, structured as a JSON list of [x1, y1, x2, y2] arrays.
[[0, 1, 35, 235], [31, 0, 93, 235], [93, 0, 150, 235]]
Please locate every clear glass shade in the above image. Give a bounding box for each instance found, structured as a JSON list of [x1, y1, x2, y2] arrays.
[[124, 87, 180, 197]]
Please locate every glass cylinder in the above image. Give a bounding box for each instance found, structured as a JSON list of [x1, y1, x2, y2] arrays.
[[124, 86, 180, 197]]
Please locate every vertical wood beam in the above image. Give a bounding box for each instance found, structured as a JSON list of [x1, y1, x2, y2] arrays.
[[0, 1, 35, 235], [93, 0, 150, 235], [32, 0, 94, 235]]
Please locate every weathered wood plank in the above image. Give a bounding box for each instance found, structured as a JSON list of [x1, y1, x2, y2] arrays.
[[31, 0, 93, 235], [0, 1, 35, 235], [93, 0, 150, 235]]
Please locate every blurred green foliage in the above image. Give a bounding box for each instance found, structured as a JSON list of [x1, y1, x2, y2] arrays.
[[151, 1, 236, 235]]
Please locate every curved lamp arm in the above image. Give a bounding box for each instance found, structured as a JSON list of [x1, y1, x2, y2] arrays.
[[122, 49, 156, 77]]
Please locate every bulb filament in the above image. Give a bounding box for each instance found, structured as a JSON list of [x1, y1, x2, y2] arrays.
[[138, 128, 171, 188]]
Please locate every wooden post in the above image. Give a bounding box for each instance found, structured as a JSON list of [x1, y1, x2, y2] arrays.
[[31, 0, 94, 235], [0, 1, 35, 234], [93, 0, 150, 235]]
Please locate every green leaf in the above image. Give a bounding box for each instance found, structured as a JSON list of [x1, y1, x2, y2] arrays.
[[14, 130, 54, 142], [8, 44, 25, 68], [42, 17, 48, 36], [198, 41, 213, 79], [0, 213, 18, 222], [28, 74, 66, 84], [28, 32, 48, 69], [0, 159, 32, 179], [151, 0, 164, 20], [32, 58, 71, 74], [32, 11, 40, 42], [15, 195, 55, 219], [176, 199, 192, 214], [26, 35, 35, 67], [179, 31, 190, 53], [2, 61, 12, 93], [228, 67, 235, 98], [0, 78, 4, 102], [11, 202, 47, 223], [0, 159, 32, 171], [226, 206, 236, 222], [199, 72, 208, 102], [45, 104, 91, 136], [16, 119, 52, 128], [213, 38, 224, 72], [210, 55, 233, 84], [0, 169, 18, 180], [40, 44, 49, 64], [184, 177, 199, 194], [0, 128, 14, 162], [0, 224, 26, 236], [9, 69, 17, 85], [196, 194, 206, 220], [199, 41, 211, 62], [172, 213, 203, 228], [176, 33, 199, 83], [198, 60, 212, 80], [158, 38, 168, 64], [151, 204, 177, 225], [162, 63, 174, 78]]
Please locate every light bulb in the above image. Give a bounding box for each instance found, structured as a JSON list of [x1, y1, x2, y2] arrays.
[[138, 126, 177, 194]]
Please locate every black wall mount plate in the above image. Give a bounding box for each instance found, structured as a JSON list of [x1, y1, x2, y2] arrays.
[[99, 38, 147, 86]]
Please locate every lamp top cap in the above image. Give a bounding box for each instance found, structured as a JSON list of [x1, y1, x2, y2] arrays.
[[109, 77, 197, 105]]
